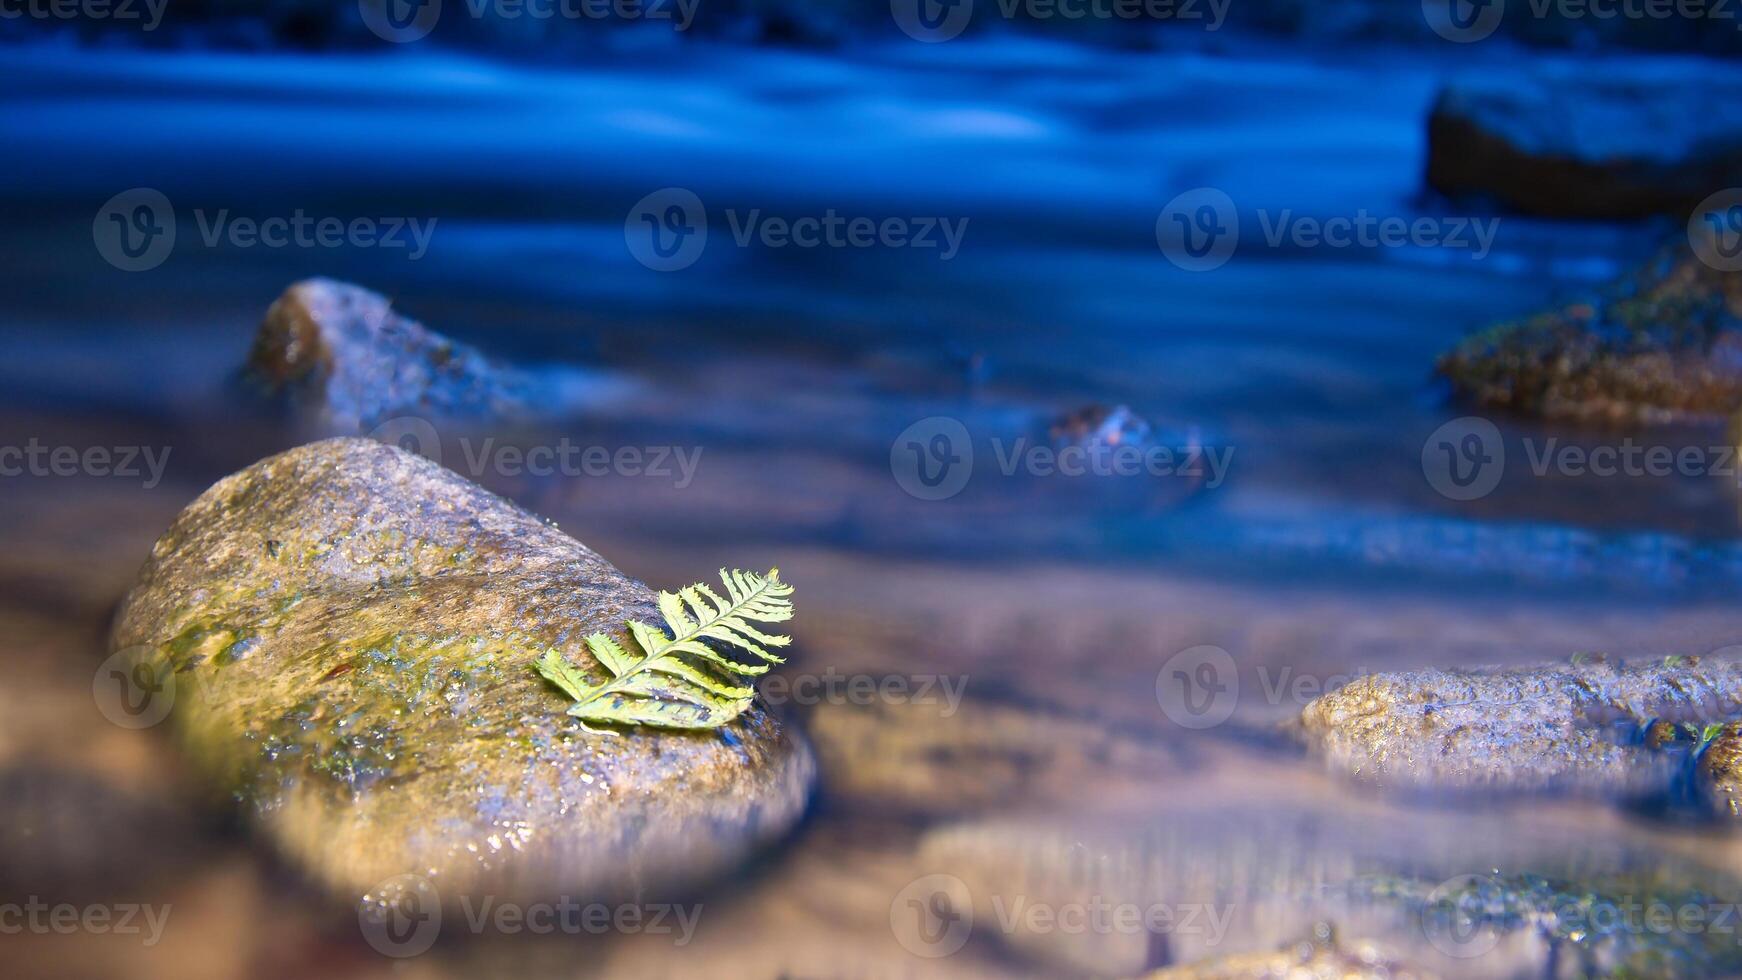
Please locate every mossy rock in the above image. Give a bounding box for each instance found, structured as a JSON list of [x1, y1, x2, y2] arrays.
[[110, 437, 813, 906], [1300, 657, 1742, 797], [1437, 248, 1742, 425]]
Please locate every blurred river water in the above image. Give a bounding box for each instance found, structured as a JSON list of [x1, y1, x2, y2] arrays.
[[7, 35, 1742, 978]]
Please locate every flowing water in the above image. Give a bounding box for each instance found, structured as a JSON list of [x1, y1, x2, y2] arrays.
[[7, 36, 1742, 978]]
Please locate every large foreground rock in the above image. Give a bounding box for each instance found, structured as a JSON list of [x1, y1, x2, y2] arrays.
[[246, 279, 555, 430], [110, 437, 813, 905], [1427, 66, 1742, 217], [1300, 658, 1742, 797], [1437, 247, 1742, 424]]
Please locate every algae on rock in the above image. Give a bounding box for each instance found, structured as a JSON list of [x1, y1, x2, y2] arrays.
[[1300, 657, 1742, 804], [1436, 248, 1742, 425], [111, 437, 814, 906]]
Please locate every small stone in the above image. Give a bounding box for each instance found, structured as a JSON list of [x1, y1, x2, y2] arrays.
[[1436, 246, 1742, 425], [1644, 718, 1695, 750], [1427, 66, 1742, 217], [1300, 658, 1742, 797], [1698, 727, 1742, 820], [1050, 404, 1154, 451], [246, 279, 553, 430], [110, 437, 814, 905]]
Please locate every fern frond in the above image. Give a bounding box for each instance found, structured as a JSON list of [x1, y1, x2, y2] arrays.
[[532, 568, 794, 731]]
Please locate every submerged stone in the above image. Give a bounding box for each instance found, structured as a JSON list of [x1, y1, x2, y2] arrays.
[[245, 278, 555, 430], [1426, 66, 1742, 218], [1437, 247, 1742, 425], [1300, 658, 1742, 797], [1139, 927, 1425, 980], [921, 809, 1742, 978], [110, 437, 813, 905], [1697, 727, 1742, 821]]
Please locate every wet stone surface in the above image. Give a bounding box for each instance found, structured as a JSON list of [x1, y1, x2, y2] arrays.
[[245, 279, 559, 431], [110, 437, 814, 907], [1300, 656, 1742, 809], [1426, 65, 1742, 218], [1436, 247, 1742, 425]]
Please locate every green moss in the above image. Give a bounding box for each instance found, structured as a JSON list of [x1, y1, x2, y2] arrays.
[[1359, 870, 1742, 975], [162, 619, 237, 671], [1437, 247, 1742, 422]]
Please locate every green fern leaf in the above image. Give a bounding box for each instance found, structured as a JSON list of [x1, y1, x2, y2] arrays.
[[533, 568, 794, 731]]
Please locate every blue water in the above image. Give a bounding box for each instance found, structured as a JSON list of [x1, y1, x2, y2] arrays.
[[4, 38, 1736, 597]]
